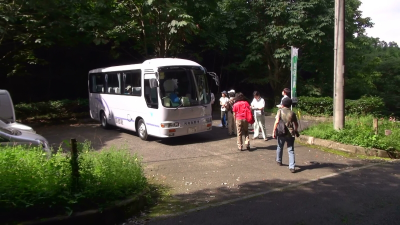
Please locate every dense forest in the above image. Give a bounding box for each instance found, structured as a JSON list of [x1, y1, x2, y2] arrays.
[[0, 0, 399, 112]]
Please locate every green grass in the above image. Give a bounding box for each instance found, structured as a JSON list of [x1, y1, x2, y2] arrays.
[[0, 142, 149, 223], [301, 115, 400, 152], [296, 141, 393, 161]]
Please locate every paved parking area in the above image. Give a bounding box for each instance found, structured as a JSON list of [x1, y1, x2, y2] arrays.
[[32, 116, 395, 224]]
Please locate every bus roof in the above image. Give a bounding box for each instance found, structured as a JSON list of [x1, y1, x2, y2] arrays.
[[89, 58, 202, 74]]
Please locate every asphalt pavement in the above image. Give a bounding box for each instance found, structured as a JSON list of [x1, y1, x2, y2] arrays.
[[146, 161, 400, 225], [32, 115, 399, 225]]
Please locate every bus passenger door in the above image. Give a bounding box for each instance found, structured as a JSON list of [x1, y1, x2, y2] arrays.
[[143, 74, 159, 135], [144, 76, 158, 109]]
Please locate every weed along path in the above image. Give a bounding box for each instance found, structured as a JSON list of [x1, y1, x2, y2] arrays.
[[33, 117, 395, 224]]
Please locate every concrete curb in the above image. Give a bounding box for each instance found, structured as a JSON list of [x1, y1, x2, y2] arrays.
[[19, 191, 148, 225], [265, 112, 332, 122], [297, 135, 399, 159]]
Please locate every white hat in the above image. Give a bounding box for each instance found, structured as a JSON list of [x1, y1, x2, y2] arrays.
[[228, 89, 235, 93]]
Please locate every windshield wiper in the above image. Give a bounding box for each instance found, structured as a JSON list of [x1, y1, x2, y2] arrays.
[[174, 103, 184, 110]]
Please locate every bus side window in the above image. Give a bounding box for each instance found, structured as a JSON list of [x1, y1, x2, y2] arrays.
[[90, 73, 105, 93], [107, 73, 120, 94], [124, 71, 141, 96], [144, 80, 158, 109]]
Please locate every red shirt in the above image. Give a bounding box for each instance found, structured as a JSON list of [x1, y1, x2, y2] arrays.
[[233, 101, 250, 120]]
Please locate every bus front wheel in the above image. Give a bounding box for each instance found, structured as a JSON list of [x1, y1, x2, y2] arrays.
[[137, 119, 148, 140], [100, 111, 110, 129]]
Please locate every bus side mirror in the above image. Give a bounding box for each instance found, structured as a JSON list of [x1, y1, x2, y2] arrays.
[[207, 72, 219, 87], [149, 79, 158, 88]]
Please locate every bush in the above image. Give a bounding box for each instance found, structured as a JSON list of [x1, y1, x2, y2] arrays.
[[345, 96, 385, 116], [14, 98, 89, 120], [296, 96, 333, 116], [296, 96, 385, 116], [301, 115, 400, 152], [0, 142, 148, 223]]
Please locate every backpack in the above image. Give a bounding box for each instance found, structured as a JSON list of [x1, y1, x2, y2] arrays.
[[276, 110, 290, 136], [245, 106, 255, 124], [224, 99, 234, 112]]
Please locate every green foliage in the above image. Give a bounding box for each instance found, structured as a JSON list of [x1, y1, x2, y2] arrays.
[[296, 96, 385, 116], [301, 116, 400, 152], [297, 96, 333, 116], [345, 96, 385, 116], [1, 0, 399, 117], [0, 142, 148, 223], [0, 0, 111, 75], [14, 98, 89, 120]]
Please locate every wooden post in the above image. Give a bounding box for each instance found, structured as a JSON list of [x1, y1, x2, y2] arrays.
[[373, 118, 378, 135], [70, 138, 80, 192]]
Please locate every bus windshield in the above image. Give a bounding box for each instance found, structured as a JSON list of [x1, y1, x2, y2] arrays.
[[159, 67, 211, 108]]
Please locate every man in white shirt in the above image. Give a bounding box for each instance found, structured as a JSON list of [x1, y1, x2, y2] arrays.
[[251, 91, 267, 141], [220, 91, 229, 128], [277, 88, 291, 108]]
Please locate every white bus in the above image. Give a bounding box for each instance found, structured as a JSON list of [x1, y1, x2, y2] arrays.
[[88, 58, 218, 140]]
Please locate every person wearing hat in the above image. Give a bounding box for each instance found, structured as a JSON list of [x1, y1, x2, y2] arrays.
[[219, 91, 229, 128], [272, 97, 299, 173]]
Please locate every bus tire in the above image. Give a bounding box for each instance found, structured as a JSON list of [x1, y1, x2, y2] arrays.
[[137, 119, 148, 140], [100, 111, 110, 129]]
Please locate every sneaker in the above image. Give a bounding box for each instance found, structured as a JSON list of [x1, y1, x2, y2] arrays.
[[290, 168, 296, 173], [246, 145, 250, 150], [276, 162, 282, 166]]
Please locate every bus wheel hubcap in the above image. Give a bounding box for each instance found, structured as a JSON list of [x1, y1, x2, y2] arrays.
[[139, 124, 146, 136]]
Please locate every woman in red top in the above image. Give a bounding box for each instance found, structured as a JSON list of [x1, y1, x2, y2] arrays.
[[232, 92, 251, 151]]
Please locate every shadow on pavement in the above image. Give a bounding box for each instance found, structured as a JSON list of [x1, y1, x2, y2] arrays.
[[34, 123, 126, 152], [156, 126, 236, 146], [143, 161, 399, 225]]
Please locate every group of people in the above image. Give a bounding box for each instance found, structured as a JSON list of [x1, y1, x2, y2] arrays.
[[214, 88, 299, 173]]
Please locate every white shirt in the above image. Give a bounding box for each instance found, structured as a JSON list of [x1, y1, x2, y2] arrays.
[[220, 97, 229, 111], [251, 97, 265, 116]]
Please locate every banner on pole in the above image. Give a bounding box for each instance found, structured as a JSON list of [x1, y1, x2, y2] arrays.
[[291, 46, 298, 104]]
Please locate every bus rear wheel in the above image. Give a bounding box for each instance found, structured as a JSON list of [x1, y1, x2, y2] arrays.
[[137, 119, 148, 140], [100, 111, 109, 129]]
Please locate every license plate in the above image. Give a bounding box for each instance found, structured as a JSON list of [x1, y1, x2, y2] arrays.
[[188, 127, 197, 133]]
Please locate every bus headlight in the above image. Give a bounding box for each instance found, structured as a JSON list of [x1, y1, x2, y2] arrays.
[[161, 122, 180, 128]]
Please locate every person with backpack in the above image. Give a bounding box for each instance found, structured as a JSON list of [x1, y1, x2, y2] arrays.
[[251, 91, 267, 141], [272, 97, 299, 173], [232, 92, 252, 151], [225, 91, 236, 136]]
